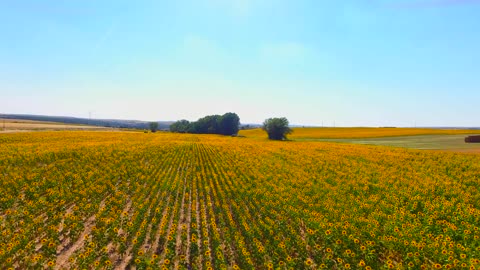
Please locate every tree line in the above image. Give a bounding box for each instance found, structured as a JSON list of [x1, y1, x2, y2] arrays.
[[170, 112, 240, 135], [170, 113, 293, 140]]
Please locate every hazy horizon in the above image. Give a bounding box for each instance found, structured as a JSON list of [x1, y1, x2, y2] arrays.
[[2, 0, 479, 127]]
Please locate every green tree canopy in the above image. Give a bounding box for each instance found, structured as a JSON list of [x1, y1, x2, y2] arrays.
[[219, 112, 240, 135], [169, 120, 191, 133], [170, 113, 240, 135], [149, 122, 159, 132], [262, 117, 293, 140]]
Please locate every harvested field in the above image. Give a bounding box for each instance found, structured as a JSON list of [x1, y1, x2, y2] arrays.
[[313, 134, 480, 153], [0, 119, 107, 132]]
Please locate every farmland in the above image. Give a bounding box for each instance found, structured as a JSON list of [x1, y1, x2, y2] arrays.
[[239, 127, 480, 140], [318, 135, 480, 154], [1, 131, 480, 269], [240, 127, 480, 153], [0, 119, 107, 133]]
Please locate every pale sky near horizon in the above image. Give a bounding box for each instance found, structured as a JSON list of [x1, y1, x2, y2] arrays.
[[1, 0, 479, 126]]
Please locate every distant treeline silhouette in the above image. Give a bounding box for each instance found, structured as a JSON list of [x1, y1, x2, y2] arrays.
[[170, 112, 240, 135], [0, 114, 172, 129]]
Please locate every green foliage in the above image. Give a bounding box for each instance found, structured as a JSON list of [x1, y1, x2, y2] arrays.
[[170, 113, 240, 135], [169, 120, 191, 133], [220, 112, 240, 135], [262, 117, 292, 140], [149, 122, 159, 132]]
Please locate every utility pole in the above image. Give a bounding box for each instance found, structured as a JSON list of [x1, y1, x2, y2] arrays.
[[1, 113, 5, 131]]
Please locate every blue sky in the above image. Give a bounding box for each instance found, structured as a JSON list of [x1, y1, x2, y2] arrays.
[[1, 0, 479, 126]]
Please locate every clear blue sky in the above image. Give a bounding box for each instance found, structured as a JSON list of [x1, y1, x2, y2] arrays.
[[1, 0, 479, 126]]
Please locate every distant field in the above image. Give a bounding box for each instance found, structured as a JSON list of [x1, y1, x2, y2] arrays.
[[239, 127, 480, 153], [318, 134, 480, 153], [0, 118, 107, 132], [239, 127, 480, 139]]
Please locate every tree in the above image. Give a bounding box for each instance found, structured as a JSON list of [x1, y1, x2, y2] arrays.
[[169, 112, 241, 136], [196, 115, 221, 134], [219, 112, 240, 135], [262, 117, 292, 140], [149, 122, 159, 132], [170, 120, 190, 133]]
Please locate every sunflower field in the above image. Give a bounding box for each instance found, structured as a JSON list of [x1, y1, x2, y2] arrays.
[[1, 131, 479, 269]]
